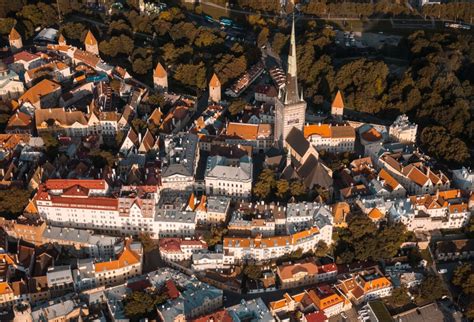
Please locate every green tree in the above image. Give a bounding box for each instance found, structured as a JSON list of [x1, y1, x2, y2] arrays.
[[60, 22, 87, 41], [275, 179, 289, 199], [228, 100, 246, 116], [243, 264, 262, 280], [0, 18, 16, 35], [418, 275, 446, 302], [17, 3, 57, 28], [271, 32, 288, 56], [124, 291, 167, 319], [138, 232, 157, 253], [313, 240, 329, 257], [420, 126, 470, 165], [173, 63, 207, 91], [289, 180, 307, 198], [253, 169, 276, 200], [41, 133, 59, 160], [452, 264, 472, 287], [0, 189, 30, 218], [89, 149, 118, 168], [132, 57, 152, 75], [203, 226, 227, 247], [390, 287, 411, 307]]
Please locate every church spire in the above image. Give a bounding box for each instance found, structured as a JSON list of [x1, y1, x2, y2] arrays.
[[285, 15, 300, 104]]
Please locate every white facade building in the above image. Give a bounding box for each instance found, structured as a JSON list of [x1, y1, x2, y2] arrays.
[[304, 124, 356, 153], [452, 167, 474, 192], [205, 155, 253, 199], [389, 114, 418, 143]]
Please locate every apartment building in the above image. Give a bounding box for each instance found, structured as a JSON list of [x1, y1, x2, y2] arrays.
[[159, 238, 207, 262], [161, 133, 199, 190], [223, 227, 325, 263], [336, 267, 393, 305], [36, 179, 159, 237]]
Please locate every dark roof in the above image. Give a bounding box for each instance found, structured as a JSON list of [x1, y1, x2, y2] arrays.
[[285, 127, 309, 157], [299, 155, 333, 189]]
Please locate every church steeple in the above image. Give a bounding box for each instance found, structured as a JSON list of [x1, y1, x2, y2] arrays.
[[285, 15, 300, 104]]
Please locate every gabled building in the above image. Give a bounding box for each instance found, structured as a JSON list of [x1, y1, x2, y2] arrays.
[[159, 238, 207, 262], [304, 123, 355, 153], [308, 285, 350, 317], [35, 107, 88, 136], [276, 259, 337, 289], [378, 152, 450, 195], [336, 266, 393, 305], [283, 127, 333, 191], [0, 61, 24, 101], [225, 122, 273, 153], [19, 79, 61, 109], [161, 133, 199, 190], [205, 153, 252, 199]]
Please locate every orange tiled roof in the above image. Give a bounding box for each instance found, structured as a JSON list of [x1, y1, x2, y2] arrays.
[[0, 134, 29, 149], [0, 282, 13, 295], [9, 28, 21, 40], [406, 166, 429, 187], [196, 195, 207, 212], [308, 289, 344, 310], [439, 189, 460, 200], [278, 261, 318, 280], [95, 242, 140, 272], [45, 179, 106, 190], [361, 127, 382, 142], [332, 202, 350, 225], [332, 90, 344, 108], [154, 62, 167, 78], [19, 79, 60, 104], [368, 208, 383, 221], [304, 124, 331, 138], [224, 227, 319, 249], [378, 169, 399, 191], [449, 203, 468, 214], [7, 112, 32, 128], [362, 276, 392, 292], [210, 73, 220, 87], [226, 122, 258, 140], [84, 30, 97, 45]]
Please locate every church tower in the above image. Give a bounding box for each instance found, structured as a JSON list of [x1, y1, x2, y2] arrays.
[[9, 27, 23, 52], [153, 62, 168, 92], [274, 16, 306, 144], [209, 73, 221, 103], [84, 30, 99, 56]]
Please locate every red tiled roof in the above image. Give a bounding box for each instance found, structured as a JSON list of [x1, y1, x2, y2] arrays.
[[45, 179, 106, 190]]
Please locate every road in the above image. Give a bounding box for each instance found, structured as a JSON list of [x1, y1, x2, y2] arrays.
[[199, 1, 473, 27]]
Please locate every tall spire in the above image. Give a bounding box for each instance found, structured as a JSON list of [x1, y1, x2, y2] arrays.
[[285, 15, 300, 104], [288, 15, 297, 79]]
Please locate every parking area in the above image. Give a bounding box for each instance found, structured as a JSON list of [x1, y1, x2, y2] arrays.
[[335, 31, 402, 50]]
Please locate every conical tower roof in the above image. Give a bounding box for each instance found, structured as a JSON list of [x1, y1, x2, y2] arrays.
[[210, 73, 220, 87], [332, 90, 345, 109], [154, 62, 167, 78], [84, 30, 98, 45], [284, 15, 300, 104], [9, 27, 21, 40]]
